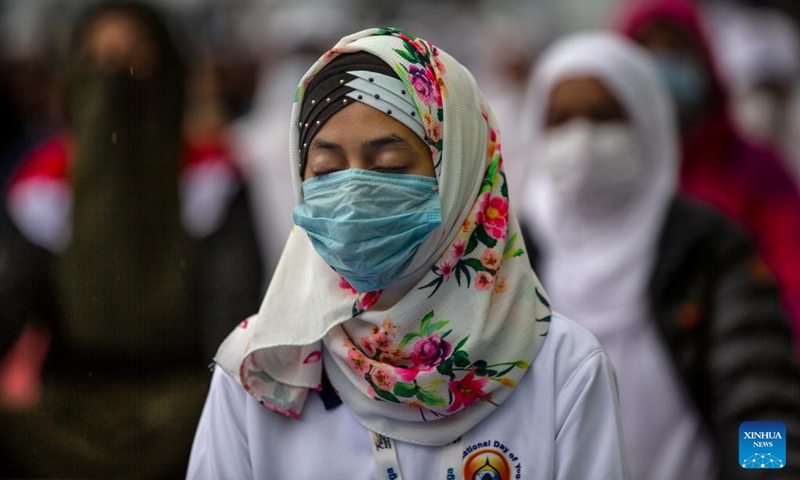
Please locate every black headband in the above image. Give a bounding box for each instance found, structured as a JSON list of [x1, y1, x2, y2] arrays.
[[298, 52, 407, 175]]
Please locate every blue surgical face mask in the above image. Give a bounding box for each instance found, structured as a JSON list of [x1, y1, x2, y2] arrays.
[[653, 51, 708, 117], [292, 169, 441, 293]]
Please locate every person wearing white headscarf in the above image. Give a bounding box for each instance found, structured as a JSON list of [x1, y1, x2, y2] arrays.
[[520, 32, 800, 480], [187, 27, 629, 480], [707, 3, 800, 183]]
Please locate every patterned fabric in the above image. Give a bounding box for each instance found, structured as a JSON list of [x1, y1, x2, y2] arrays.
[[214, 28, 551, 446]]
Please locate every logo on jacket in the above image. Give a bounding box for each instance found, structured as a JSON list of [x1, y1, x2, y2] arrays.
[[739, 421, 786, 469], [462, 439, 522, 479]]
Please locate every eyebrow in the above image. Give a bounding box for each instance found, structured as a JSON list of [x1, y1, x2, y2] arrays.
[[311, 134, 411, 157], [310, 139, 347, 157], [361, 134, 409, 153]]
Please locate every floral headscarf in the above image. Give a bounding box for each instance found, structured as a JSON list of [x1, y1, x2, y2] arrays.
[[214, 27, 551, 446]]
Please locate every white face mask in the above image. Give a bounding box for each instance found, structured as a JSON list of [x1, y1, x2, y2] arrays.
[[540, 119, 645, 214]]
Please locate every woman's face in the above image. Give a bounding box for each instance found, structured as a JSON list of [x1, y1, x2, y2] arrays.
[[303, 102, 434, 180], [545, 76, 628, 129], [81, 12, 160, 78]]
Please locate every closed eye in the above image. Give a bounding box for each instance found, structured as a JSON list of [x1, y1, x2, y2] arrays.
[[373, 166, 407, 174]]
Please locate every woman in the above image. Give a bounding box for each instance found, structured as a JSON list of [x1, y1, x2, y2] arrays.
[[0, 2, 263, 478], [520, 32, 800, 480], [614, 0, 800, 348], [188, 28, 628, 479]]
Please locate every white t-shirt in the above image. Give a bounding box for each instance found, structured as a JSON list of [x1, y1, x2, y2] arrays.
[[187, 313, 629, 479]]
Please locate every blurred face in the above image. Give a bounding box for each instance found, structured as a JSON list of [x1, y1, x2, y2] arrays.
[[637, 20, 701, 59], [635, 20, 711, 132], [303, 102, 434, 179], [540, 76, 645, 214], [545, 77, 628, 128], [81, 12, 160, 77]]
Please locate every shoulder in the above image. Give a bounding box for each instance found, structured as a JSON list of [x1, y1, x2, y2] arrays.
[[730, 135, 800, 197], [180, 137, 247, 239], [532, 312, 612, 400], [5, 135, 72, 251], [6, 135, 70, 192], [659, 196, 753, 265]]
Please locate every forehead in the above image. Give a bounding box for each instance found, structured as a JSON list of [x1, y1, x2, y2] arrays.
[[80, 10, 161, 73], [549, 76, 620, 107], [636, 20, 698, 53]]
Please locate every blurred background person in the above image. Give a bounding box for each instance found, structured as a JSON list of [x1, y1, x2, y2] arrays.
[[230, 1, 356, 283], [0, 1, 263, 478], [0, 1, 62, 188], [520, 31, 800, 480], [707, 3, 800, 184], [614, 0, 800, 348], [470, 7, 555, 207]]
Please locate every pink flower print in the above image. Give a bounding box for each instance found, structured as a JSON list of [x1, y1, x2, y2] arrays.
[[461, 218, 472, 234], [475, 271, 495, 291], [410, 38, 429, 56], [360, 336, 377, 358], [347, 349, 370, 375], [451, 240, 467, 260], [435, 76, 446, 107], [429, 122, 443, 143], [437, 261, 454, 279], [371, 366, 397, 392], [408, 64, 437, 106], [480, 249, 500, 270], [422, 112, 434, 129], [476, 196, 509, 240], [433, 49, 447, 74], [395, 366, 421, 383], [447, 369, 489, 413], [381, 318, 400, 336], [396, 31, 416, 45], [339, 276, 357, 295], [486, 128, 499, 158], [410, 334, 453, 369], [429, 144, 439, 163], [372, 331, 393, 353], [475, 192, 490, 224], [357, 290, 381, 310], [238, 318, 249, 329], [366, 385, 376, 398], [303, 351, 322, 364]]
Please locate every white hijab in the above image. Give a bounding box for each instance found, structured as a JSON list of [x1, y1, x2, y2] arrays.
[[521, 32, 677, 336], [521, 33, 717, 480], [215, 28, 551, 447]]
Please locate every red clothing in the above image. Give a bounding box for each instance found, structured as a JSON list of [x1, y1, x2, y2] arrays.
[[6, 134, 239, 190], [5, 134, 244, 252], [615, 0, 800, 345]]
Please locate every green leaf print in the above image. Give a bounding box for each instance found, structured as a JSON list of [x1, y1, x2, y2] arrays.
[[399, 331, 421, 349], [425, 320, 450, 337], [453, 335, 469, 353], [475, 226, 498, 249], [393, 382, 417, 398], [416, 388, 446, 407], [419, 311, 435, 334], [394, 47, 417, 63], [452, 350, 470, 368]]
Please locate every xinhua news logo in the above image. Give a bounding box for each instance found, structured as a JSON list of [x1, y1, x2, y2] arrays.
[[739, 421, 786, 469]]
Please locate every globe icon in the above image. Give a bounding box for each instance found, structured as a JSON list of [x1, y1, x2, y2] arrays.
[[741, 453, 784, 469]]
